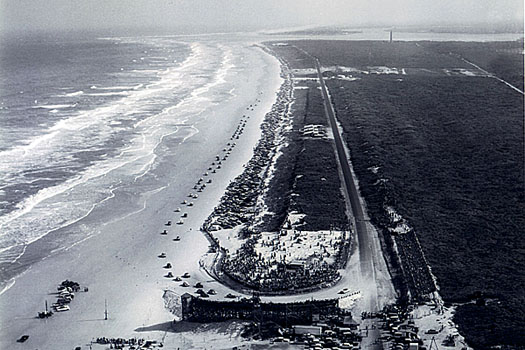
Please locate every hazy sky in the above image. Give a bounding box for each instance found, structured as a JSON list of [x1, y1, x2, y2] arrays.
[[1, 0, 523, 35]]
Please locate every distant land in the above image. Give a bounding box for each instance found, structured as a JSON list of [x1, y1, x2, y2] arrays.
[[263, 23, 524, 37]]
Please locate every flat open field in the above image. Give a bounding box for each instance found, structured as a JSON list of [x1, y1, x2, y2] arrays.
[[272, 40, 524, 349]]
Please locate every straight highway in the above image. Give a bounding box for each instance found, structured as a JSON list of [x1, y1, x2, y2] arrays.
[[314, 58, 373, 275]]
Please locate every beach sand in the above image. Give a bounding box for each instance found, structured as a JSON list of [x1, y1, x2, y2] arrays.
[[0, 42, 284, 349], [0, 39, 398, 350]]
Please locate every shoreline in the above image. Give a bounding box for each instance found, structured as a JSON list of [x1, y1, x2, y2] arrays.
[[2, 33, 521, 350], [0, 41, 285, 349]]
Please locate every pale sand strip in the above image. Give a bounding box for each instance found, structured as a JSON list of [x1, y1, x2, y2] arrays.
[[0, 42, 283, 349]]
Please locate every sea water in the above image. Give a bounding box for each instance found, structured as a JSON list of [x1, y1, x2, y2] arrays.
[[1, 28, 521, 293], [0, 33, 241, 289]]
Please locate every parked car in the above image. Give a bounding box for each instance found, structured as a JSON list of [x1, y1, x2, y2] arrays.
[[17, 335, 29, 343], [55, 305, 70, 312]]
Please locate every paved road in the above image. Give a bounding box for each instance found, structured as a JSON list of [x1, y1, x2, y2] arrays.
[[314, 58, 373, 275], [313, 56, 390, 350]]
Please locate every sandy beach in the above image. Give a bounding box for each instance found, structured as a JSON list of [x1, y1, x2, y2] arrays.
[[0, 41, 285, 349], [0, 38, 399, 350]]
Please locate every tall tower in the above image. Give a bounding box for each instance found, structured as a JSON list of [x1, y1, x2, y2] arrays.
[[390, 30, 393, 43]]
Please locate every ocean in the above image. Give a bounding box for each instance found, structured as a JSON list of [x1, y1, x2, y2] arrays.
[[1, 28, 522, 293], [0, 34, 243, 290]]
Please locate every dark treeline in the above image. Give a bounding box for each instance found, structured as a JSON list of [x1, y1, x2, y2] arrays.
[[272, 39, 525, 349], [328, 74, 524, 348]]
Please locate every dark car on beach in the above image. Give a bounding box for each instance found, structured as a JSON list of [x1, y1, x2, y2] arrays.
[[17, 335, 29, 343]]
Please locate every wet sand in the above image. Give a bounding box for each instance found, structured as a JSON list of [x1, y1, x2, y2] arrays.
[[0, 42, 283, 349]]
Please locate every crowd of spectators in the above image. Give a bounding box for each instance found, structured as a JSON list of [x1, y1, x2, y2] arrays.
[[394, 229, 437, 299], [222, 237, 341, 292], [92, 337, 161, 349], [203, 68, 293, 232]]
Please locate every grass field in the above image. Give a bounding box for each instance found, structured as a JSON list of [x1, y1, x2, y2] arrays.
[[271, 40, 525, 349]]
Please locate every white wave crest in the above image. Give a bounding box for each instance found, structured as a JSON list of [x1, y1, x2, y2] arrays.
[[85, 92, 130, 97], [63, 91, 84, 97], [89, 84, 144, 91], [0, 40, 241, 263], [32, 104, 76, 109]]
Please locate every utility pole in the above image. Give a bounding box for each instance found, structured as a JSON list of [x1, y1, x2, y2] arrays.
[[104, 299, 108, 320], [429, 336, 439, 350]]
